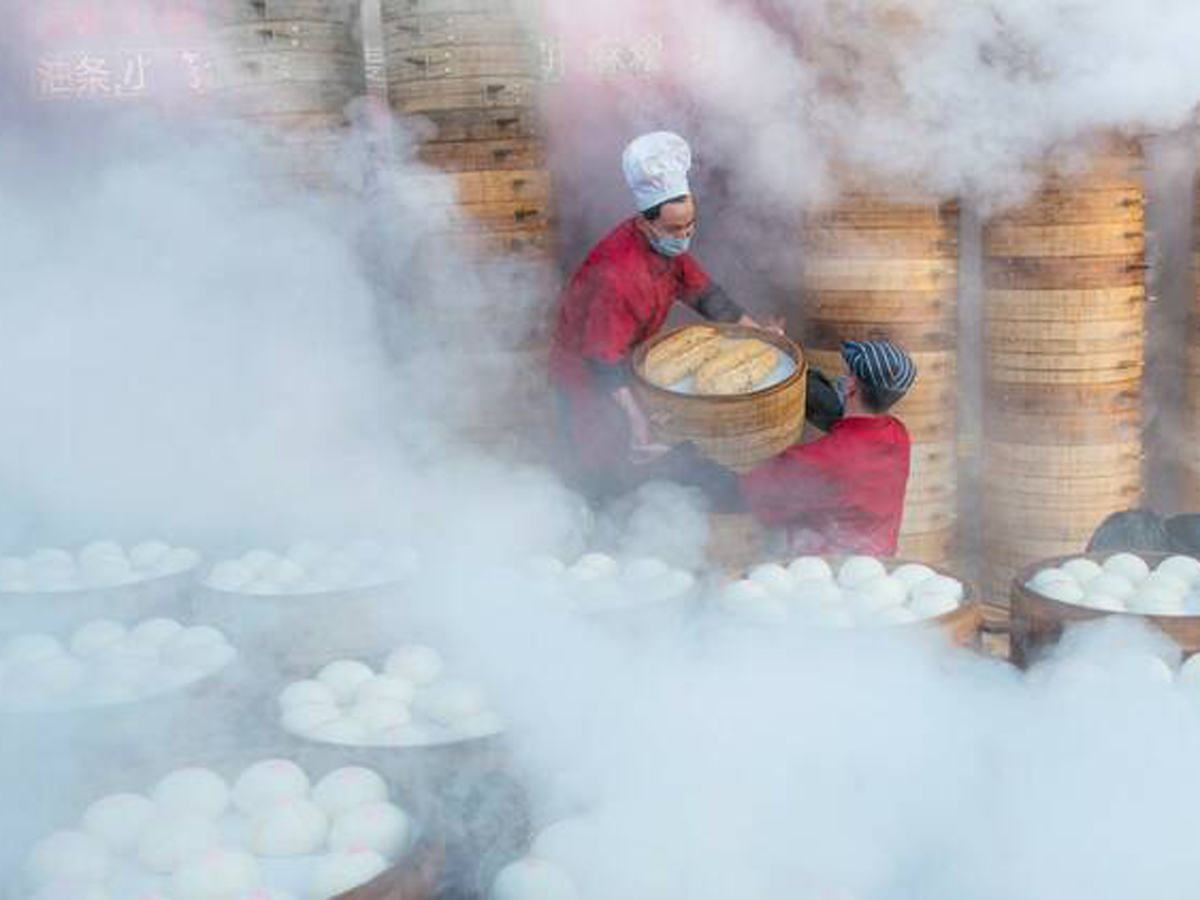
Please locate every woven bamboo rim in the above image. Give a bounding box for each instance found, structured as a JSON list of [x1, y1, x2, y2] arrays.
[[900, 500, 955, 533], [989, 188, 1144, 225], [987, 316, 1143, 344], [984, 412, 1141, 445], [417, 138, 547, 172], [896, 527, 956, 561], [412, 106, 541, 143], [985, 379, 1141, 413], [982, 222, 1144, 258], [801, 230, 957, 259], [389, 76, 540, 113], [986, 286, 1145, 321], [384, 0, 539, 16], [803, 258, 956, 291], [983, 256, 1146, 289], [804, 196, 958, 229], [212, 0, 361, 24], [209, 50, 365, 89], [803, 290, 956, 323], [986, 361, 1144, 386], [630, 324, 807, 474], [981, 469, 1143, 498], [387, 45, 544, 81], [985, 439, 1142, 468], [1010, 552, 1200, 666], [382, 12, 535, 46], [213, 20, 359, 52]]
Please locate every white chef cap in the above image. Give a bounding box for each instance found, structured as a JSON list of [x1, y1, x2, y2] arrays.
[[622, 131, 692, 212]]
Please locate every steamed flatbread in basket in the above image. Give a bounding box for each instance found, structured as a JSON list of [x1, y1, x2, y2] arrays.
[[641, 326, 794, 395]]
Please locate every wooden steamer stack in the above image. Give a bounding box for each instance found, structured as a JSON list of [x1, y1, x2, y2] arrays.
[[1183, 176, 1200, 509], [981, 139, 1147, 614], [800, 195, 960, 569], [205, 0, 367, 192], [381, 0, 558, 461]]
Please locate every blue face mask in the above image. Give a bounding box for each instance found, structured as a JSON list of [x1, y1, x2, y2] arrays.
[[648, 231, 693, 258]]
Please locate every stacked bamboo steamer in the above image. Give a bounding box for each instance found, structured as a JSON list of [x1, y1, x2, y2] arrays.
[[800, 194, 960, 569], [381, 0, 553, 262], [204, 0, 366, 192], [1184, 177, 1200, 509], [981, 137, 1147, 611], [380, 0, 557, 462]]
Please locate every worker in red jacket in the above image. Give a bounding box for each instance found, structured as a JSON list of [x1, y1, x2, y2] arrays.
[[741, 341, 916, 556], [548, 131, 766, 503]]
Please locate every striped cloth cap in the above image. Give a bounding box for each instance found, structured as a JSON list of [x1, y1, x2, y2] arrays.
[[841, 340, 917, 396]]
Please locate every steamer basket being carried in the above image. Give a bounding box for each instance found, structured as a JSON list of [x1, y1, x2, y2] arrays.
[[630, 324, 807, 474], [1011, 552, 1200, 667]]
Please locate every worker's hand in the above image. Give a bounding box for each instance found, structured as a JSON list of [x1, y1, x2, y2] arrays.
[[738, 313, 786, 335], [762, 315, 786, 335]]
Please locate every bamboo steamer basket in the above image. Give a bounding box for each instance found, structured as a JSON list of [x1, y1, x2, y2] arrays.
[[982, 222, 1145, 258], [383, 12, 537, 48], [802, 227, 957, 259], [721, 556, 982, 647], [986, 286, 1145, 321], [985, 439, 1142, 472], [1010, 552, 1200, 667], [216, 20, 359, 53], [706, 511, 765, 574], [0, 567, 199, 640], [984, 406, 1141, 443], [398, 168, 551, 204], [629, 324, 807, 474], [804, 198, 959, 229], [802, 258, 957, 293], [805, 290, 955, 326], [390, 75, 540, 113], [411, 105, 542, 142], [456, 197, 553, 230], [210, 0, 361, 24], [5, 743, 449, 900], [896, 527, 955, 564], [388, 43, 543, 80], [417, 136, 547, 171], [983, 257, 1147, 289], [994, 188, 1144, 225], [985, 317, 1144, 354], [899, 498, 955, 534], [386, 0, 536, 13], [0, 663, 271, 893]]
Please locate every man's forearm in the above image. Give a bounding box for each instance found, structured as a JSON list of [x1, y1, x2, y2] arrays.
[[694, 284, 745, 323]]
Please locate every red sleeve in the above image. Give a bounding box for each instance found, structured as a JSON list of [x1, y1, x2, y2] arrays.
[[677, 253, 712, 308], [740, 434, 850, 527], [579, 269, 643, 364]]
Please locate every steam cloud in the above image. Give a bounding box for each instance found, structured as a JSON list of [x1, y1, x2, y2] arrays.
[[4, 0, 1200, 897]]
